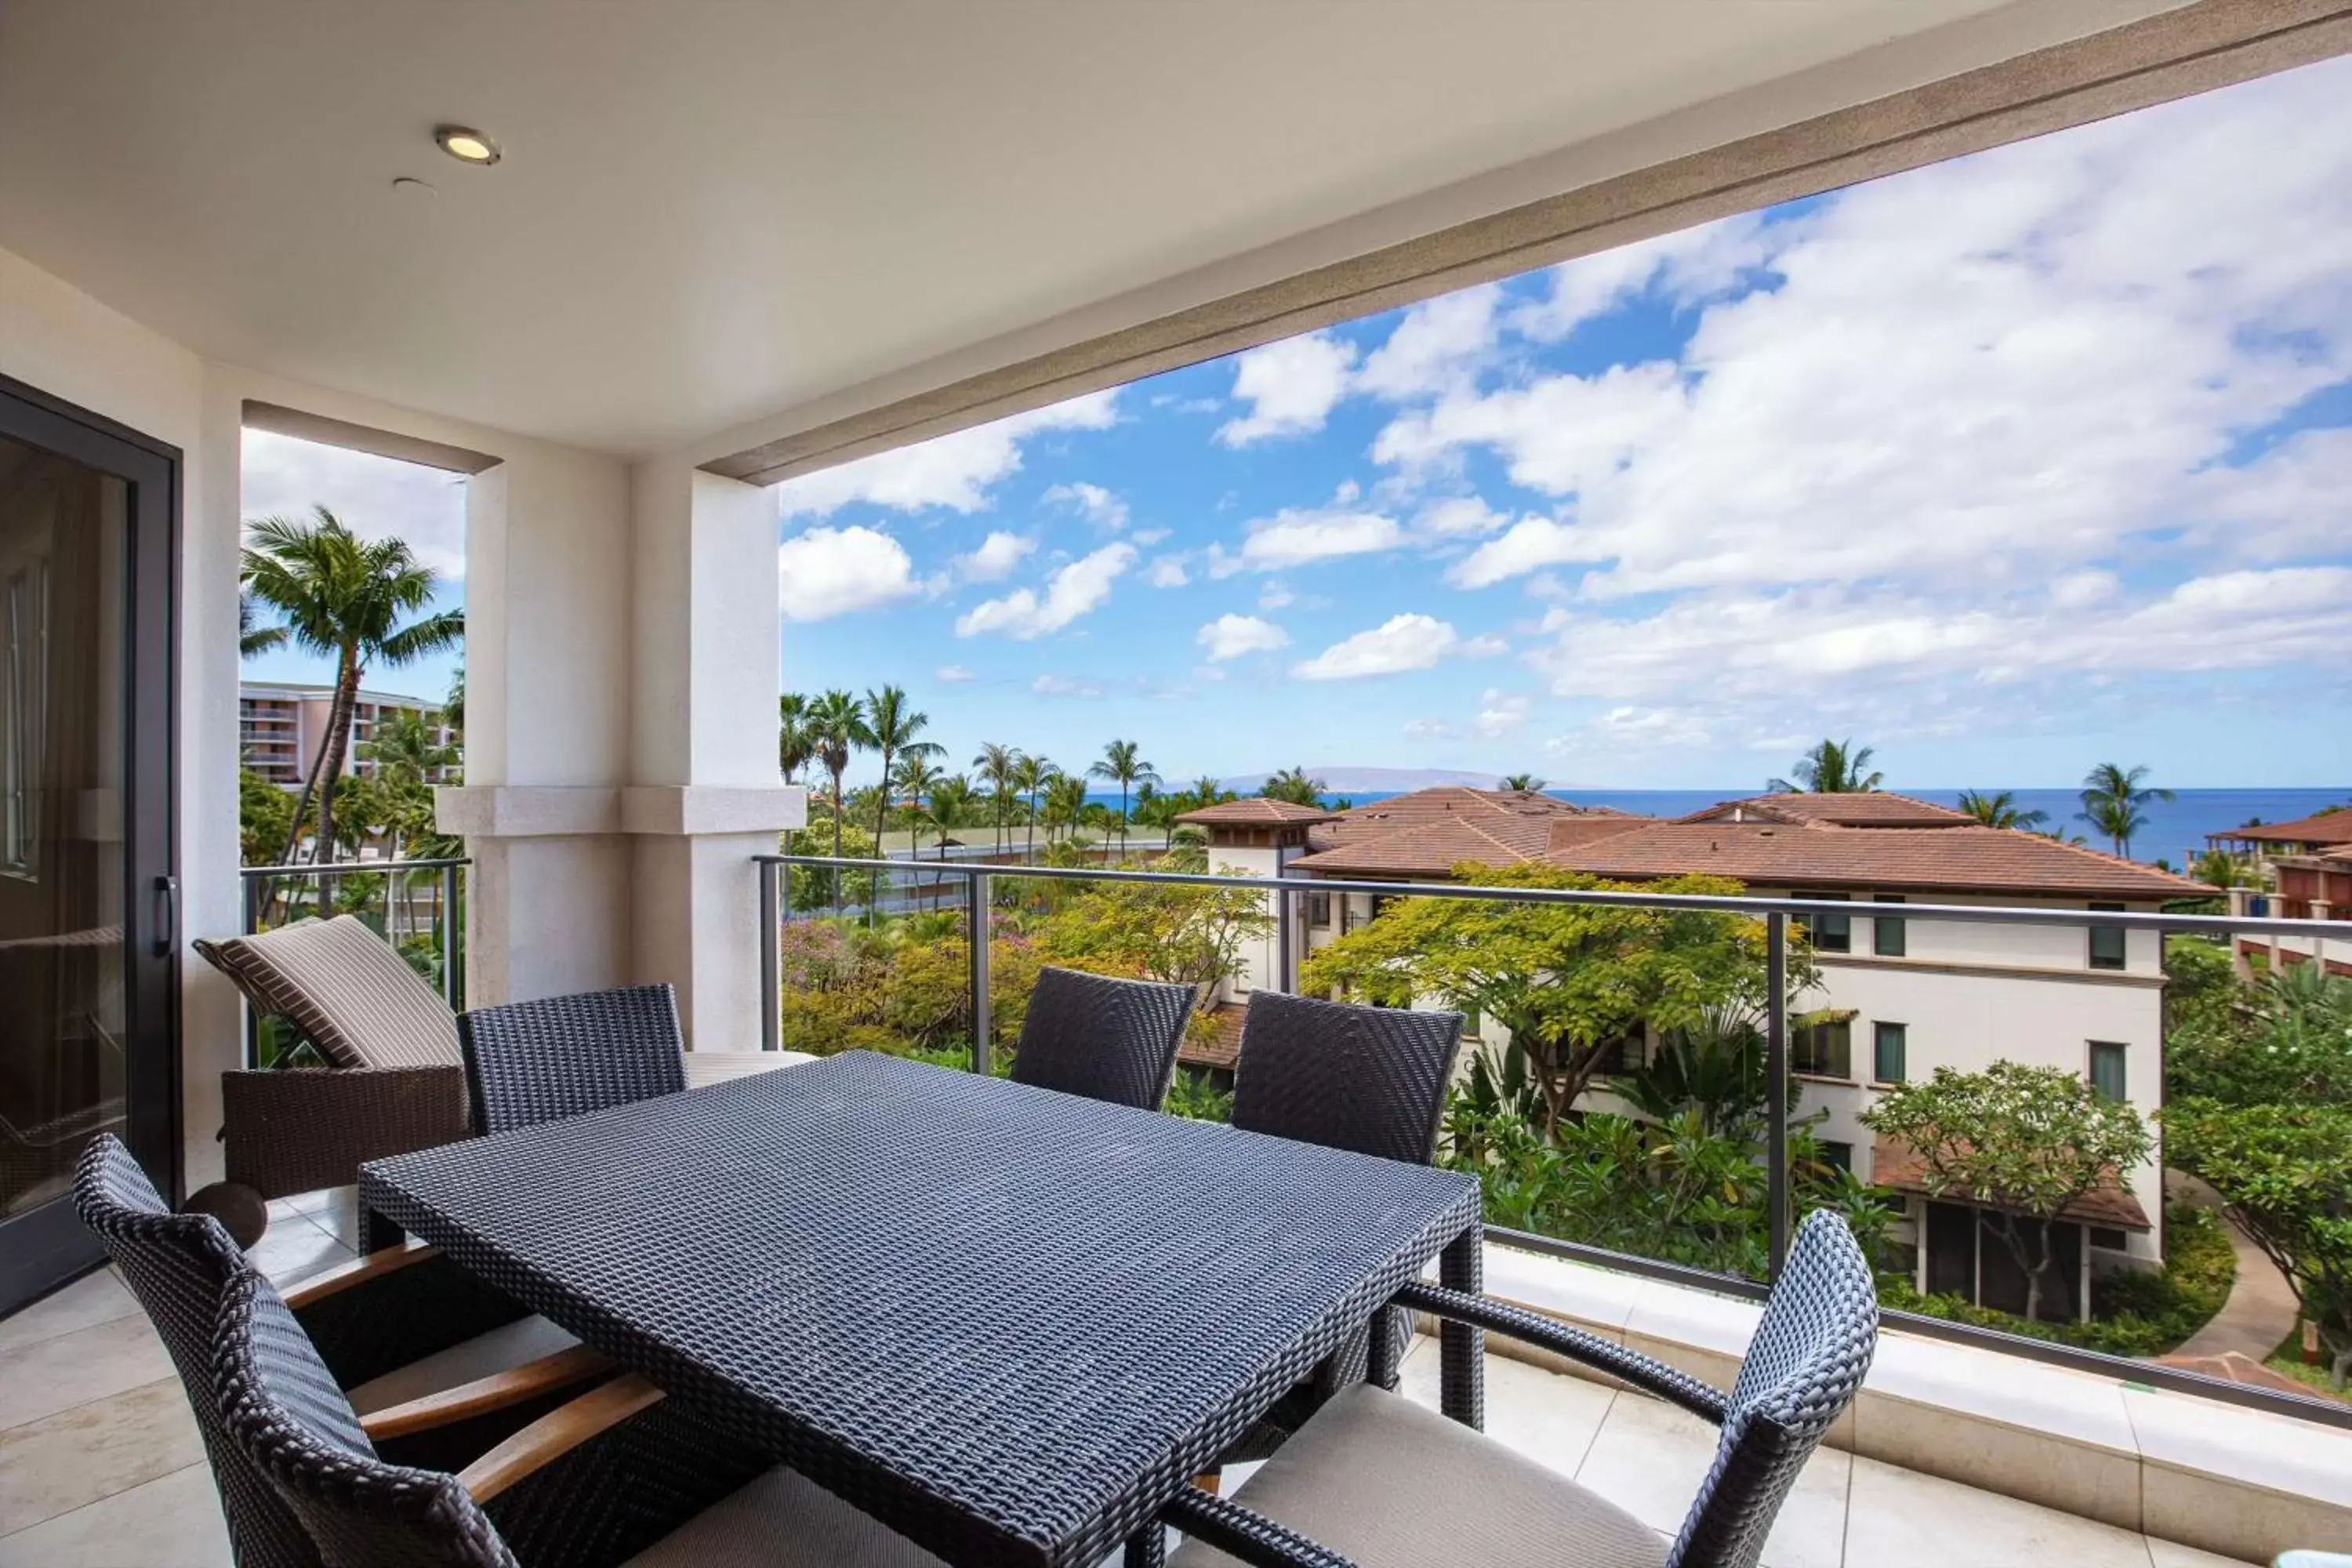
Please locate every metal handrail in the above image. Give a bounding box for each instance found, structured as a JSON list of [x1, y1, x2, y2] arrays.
[[752, 849, 2352, 1430]]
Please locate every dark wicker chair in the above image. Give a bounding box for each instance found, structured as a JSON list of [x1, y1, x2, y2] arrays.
[[1008, 967, 1196, 1110], [1210, 993, 1465, 1472], [209, 1264, 949, 1568], [458, 984, 688, 1136], [1163, 1210, 1880, 1568], [71, 1134, 608, 1568]]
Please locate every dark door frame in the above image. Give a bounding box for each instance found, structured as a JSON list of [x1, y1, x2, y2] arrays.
[[0, 370, 181, 1316]]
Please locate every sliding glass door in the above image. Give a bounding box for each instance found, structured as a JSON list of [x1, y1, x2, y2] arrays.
[[0, 374, 177, 1316]]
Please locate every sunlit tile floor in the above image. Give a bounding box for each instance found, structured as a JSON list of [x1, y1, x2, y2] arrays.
[[0, 1195, 2258, 1568]]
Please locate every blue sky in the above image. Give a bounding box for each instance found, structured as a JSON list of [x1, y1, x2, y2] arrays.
[[248, 56, 2352, 793]]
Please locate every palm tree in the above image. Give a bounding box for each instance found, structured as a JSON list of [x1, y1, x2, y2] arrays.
[[1258, 766, 1327, 808], [971, 743, 1022, 855], [805, 690, 873, 902], [1769, 738, 1882, 794], [1043, 773, 1089, 846], [928, 775, 981, 860], [893, 753, 948, 858], [1955, 789, 2049, 831], [1499, 773, 1548, 793], [238, 591, 287, 657], [443, 664, 466, 739], [1189, 775, 1232, 805], [241, 506, 465, 865], [777, 692, 815, 785], [2078, 763, 2172, 858], [1088, 739, 1159, 855], [354, 708, 459, 862], [1011, 754, 1056, 863], [864, 686, 942, 917]]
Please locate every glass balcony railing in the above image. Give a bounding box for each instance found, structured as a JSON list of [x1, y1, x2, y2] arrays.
[[753, 850, 2352, 1432], [236, 856, 469, 1066]]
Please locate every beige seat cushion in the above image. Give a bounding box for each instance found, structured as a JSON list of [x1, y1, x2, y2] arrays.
[[194, 914, 459, 1069], [343, 1314, 582, 1417], [1171, 1385, 1668, 1568], [624, 1465, 949, 1567]]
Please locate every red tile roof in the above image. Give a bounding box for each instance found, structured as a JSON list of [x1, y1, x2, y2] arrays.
[[2210, 809, 2352, 848], [1548, 820, 2210, 900], [1871, 1134, 2151, 1230], [1174, 797, 1343, 826], [1682, 792, 1976, 828], [1288, 787, 1639, 877], [1178, 1000, 1245, 1072]]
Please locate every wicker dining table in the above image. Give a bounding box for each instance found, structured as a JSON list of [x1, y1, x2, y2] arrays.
[[358, 1049, 1485, 1568]]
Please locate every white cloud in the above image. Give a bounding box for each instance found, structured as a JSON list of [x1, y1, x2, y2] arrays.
[[1294, 613, 1461, 681], [1257, 581, 1296, 612], [1043, 481, 1130, 532], [774, 390, 1117, 515], [956, 530, 1034, 582], [1509, 214, 1773, 343], [241, 430, 469, 581], [935, 664, 978, 683], [1385, 61, 2352, 601], [1236, 508, 1406, 572], [954, 542, 1137, 639], [1413, 496, 1511, 538], [1217, 332, 1359, 446], [1461, 634, 1509, 657], [1403, 717, 1456, 739], [1356, 285, 1503, 401], [1472, 689, 1531, 738], [1196, 614, 1290, 662], [1032, 673, 1104, 697], [1147, 555, 1190, 588], [1132, 527, 1171, 546], [776, 525, 920, 621]]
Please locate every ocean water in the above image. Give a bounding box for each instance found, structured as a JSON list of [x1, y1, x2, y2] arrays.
[[1087, 786, 2351, 866]]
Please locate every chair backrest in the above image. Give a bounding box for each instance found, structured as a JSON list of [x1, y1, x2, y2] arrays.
[[1229, 991, 1462, 1164], [457, 984, 688, 1136], [194, 915, 459, 1070], [212, 1266, 517, 1568], [71, 1134, 325, 1568], [1668, 1210, 1879, 1568], [1008, 967, 1196, 1110]]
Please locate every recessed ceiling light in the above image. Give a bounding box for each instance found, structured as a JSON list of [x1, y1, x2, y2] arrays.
[[434, 125, 501, 165]]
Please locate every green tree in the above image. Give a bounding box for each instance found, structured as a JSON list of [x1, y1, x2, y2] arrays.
[[2078, 762, 2172, 858], [788, 821, 880, 913], [238, 767, 295, 866], [971, 742, 1022, 854], [357, 707, 458, 789], [1301, 863, 1803, 1138], [1042, 773, 1089, 846], [1769, 738, 1882, 794], [894, 753, 949, 858], [1500, 773, 1548, 793], [1955, 789, 2049, 830], [1033, 852, 1271, 996], [443, 663, 465, 737], [2169, 960, 2352, 1109], [864, 685, 942, 915], [241, 506, 465, 865], [2166, 1100, 2352, 1387], [777, 692, 814, 786], [805, 690, 873, 900], [238, 591, 287, 657], [1258, 766, 1327, 808], [927, 775, 980, 859], [1617, 1003, 1792, 1140], [1088, 739, 1159, 856], [1011, 754, 1056, 862], [1861, 1062, 2153, 1323]]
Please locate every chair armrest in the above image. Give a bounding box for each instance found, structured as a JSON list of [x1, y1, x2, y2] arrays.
[[1394, 1281, 1730, 1425], [289, 1245, 533, 1391], [281, 1241, 440, 1311], [1161, 1487, 1360, 1568], [459, 1375, 666, 1504], [221, 1065, 468, 1198], [360, 1345, 612, 1442]]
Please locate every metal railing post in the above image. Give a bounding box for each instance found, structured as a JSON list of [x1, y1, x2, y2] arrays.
[[242, 873, 263, 1067], [968, 871, 993, 1074], [1275, 877, 1297, 993], [1766, 910, 1790, 1279], [441, 862, 462, 1011], [759, 858, 782, 1053]]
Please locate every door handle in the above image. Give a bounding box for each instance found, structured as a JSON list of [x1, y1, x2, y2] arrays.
[[151, 875, 177, 956]]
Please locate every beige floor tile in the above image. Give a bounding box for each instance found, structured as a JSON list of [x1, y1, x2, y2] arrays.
[[0, 1313, 174, 1433], [268, 1185, 352, 1221], [1398, 1342, 1618, 1482], [2146, 1539, 2259, 1568], [0, 1463, 231, 1567], [1845, 1454, 2155, 1568], [245, 1212, 351, 1287], [0, 1377, 204, 1536], [0, 1270, 139, 1357], [1573, 1389, 1848, 1568]]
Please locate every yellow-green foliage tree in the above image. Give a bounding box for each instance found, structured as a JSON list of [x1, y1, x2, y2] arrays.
[[1301, 863, 1804, 1138]]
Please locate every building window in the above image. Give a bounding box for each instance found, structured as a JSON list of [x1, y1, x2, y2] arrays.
[[1799, 892, 1851, 953], [1818, 1140, 1853, 1174], [2088, 1226, 2129, 1252], [2088, 1041, 2128, 1102], [2087, 902, 2127, 971], [1792, 1017, 1852, 1079], [1307, 891, 1331, 929], [1461, 1004, 1483, 1040], [1590, 1033, 1643, 1077], [1872, 894, 1907, 957], [1873, 1022, 1907, 1084]]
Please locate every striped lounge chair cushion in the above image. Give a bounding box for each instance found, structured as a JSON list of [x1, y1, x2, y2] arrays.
[[194, 915, 460, 1070]]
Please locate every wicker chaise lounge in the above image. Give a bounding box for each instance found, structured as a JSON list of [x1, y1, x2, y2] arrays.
[[194, 914, 471, 1240]]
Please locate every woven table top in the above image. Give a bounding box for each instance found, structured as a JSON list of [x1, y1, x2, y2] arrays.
[[361, 1050, 1481, 1567]]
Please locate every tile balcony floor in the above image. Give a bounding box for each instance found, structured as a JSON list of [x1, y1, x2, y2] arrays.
[[0, 1192, 2260, 1568]]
